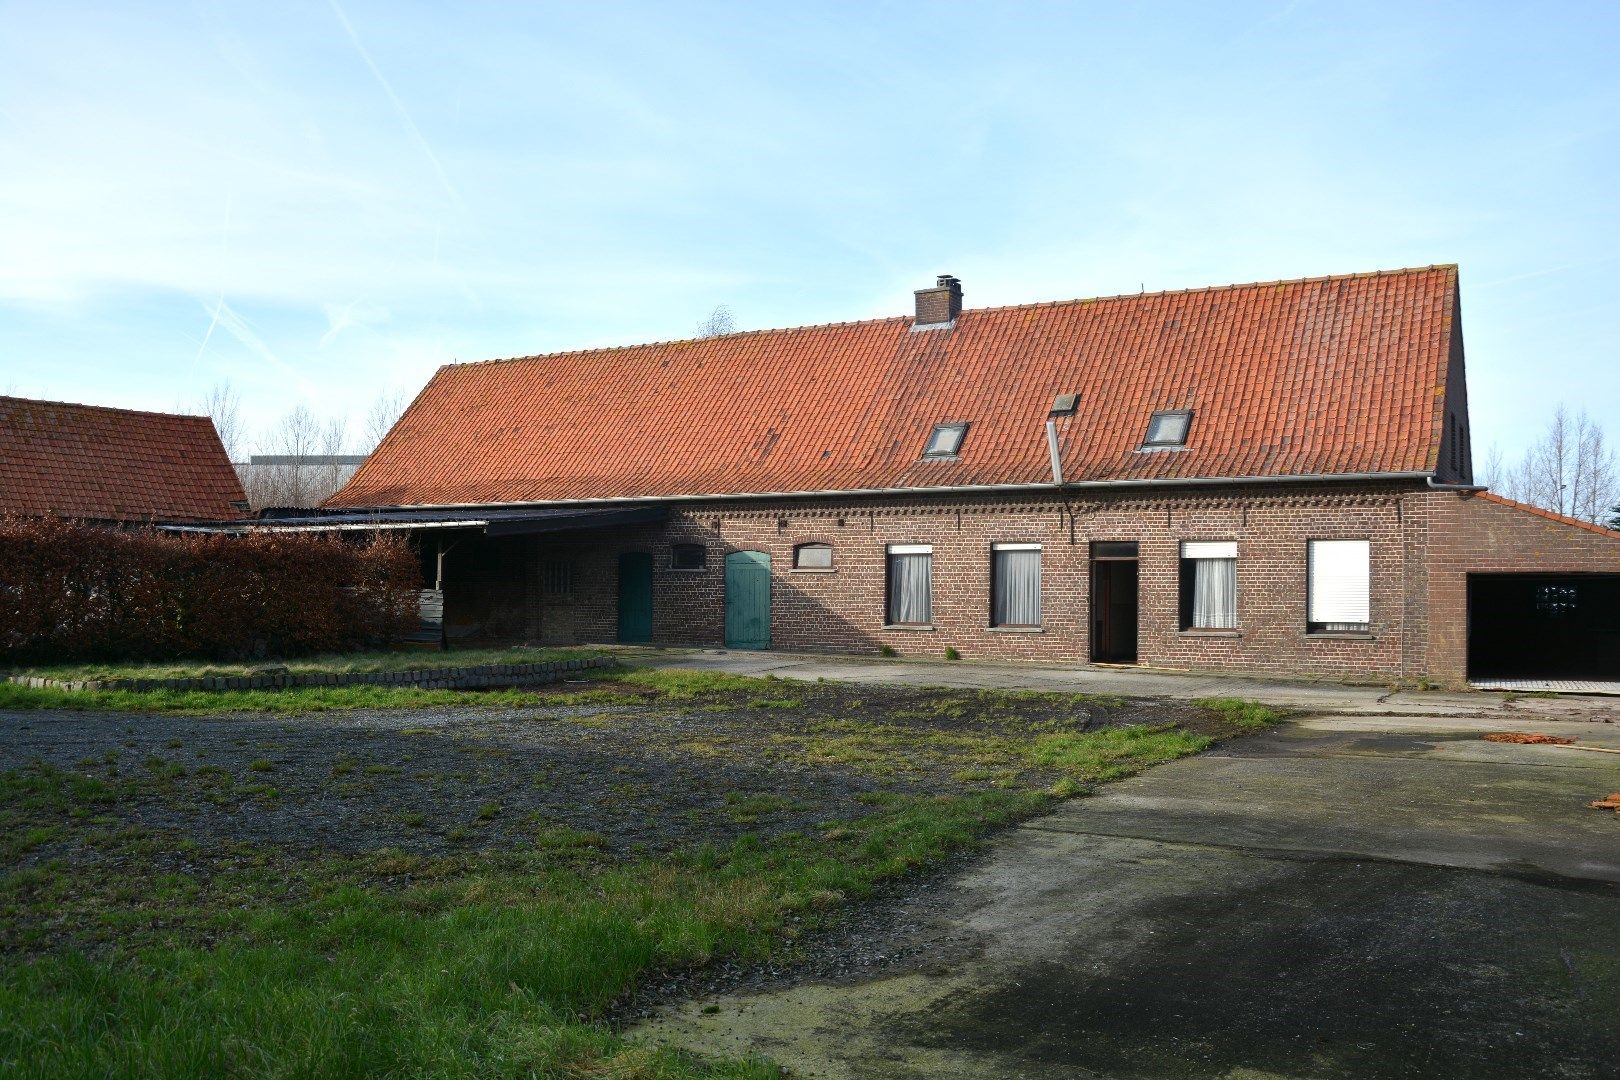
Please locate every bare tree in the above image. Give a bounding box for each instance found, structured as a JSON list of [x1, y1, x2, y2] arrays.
[[1498, 405, 1619, 523], [696, 304, 735, 338], [239, 406, 352, 508], [1476, 443, 1507, 493], [199, 381, 245, 462], [364, 388, 410, 451]]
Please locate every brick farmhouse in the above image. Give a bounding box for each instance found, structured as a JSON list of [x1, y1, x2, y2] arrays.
[[315, 266, 1620, 687]]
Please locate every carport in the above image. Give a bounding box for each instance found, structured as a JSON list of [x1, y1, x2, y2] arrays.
[[1467, 573, 1620, 682]]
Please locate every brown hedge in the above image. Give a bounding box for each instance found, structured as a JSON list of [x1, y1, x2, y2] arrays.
[[0, 517, 420, 665]]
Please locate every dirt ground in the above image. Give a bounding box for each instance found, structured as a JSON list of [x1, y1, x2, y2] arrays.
[[0, 680, 1213, 873]]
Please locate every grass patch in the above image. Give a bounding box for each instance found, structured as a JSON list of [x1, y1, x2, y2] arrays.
[[0, 670, 1276, 1077], [1025, 725, 1211, 781], [1194, 697, 1286, 731], [4, 646, 607, 683]]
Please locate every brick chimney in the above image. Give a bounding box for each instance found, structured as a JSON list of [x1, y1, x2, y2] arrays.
[[914, 274, 962, 327]]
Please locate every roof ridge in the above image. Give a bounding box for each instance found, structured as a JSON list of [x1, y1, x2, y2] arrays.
[[0, 394, 211, 422], [456, 264, 1460, 370]]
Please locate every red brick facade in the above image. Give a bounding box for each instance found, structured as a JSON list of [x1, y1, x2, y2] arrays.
[[436, 481, 1620, 687]]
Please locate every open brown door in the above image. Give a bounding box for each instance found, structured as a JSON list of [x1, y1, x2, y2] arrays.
[[1091, 542, 1139, 663]]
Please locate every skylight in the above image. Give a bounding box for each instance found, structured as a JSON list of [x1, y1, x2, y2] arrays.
[[923, 422, 969, 458], [1142, 410, 1193, 449]]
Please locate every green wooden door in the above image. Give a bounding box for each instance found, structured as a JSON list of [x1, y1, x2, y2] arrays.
[[617, 553, 653, 643], [724, 550, 771, 650]]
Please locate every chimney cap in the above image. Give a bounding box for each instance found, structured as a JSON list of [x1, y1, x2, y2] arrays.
[[936, 274, 960, 288]]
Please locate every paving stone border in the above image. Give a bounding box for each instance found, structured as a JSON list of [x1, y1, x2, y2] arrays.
[[5, 655, 615, 693]]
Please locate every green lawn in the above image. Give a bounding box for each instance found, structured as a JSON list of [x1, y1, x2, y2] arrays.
[[0, 671, 1283, 1078], [4, 645, 606, 683]]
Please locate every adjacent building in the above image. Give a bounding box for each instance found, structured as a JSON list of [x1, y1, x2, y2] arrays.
[[0, 396, 247, 524]]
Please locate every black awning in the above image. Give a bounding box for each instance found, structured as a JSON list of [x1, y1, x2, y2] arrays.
[[221, 504, 669, 535], [482, 505, 667, 536]]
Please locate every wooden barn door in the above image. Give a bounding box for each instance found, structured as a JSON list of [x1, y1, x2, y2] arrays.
[[724, 551, 771, 650], [617, 553, 653, 643]]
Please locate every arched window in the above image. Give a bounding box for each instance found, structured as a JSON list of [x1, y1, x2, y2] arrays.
[[793, 543, 834, 570], [671, 543, 706, 571]]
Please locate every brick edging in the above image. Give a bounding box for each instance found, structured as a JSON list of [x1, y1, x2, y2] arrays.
[[5, 656, 615, 693]]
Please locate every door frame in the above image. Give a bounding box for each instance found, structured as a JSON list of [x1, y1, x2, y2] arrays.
[[1090, 541, 1140, 664]]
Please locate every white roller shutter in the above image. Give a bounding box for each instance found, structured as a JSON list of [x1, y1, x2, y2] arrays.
[[1308, 540, 1370, 624], [1182, 541, 1237, 559]]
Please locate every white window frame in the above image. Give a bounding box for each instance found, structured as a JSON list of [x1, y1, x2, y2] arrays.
[[1180, 541, 1238, 630], [990, 543, 1042, 628], [1307, 539, 1371, 633], [885, 544, 933, 626]]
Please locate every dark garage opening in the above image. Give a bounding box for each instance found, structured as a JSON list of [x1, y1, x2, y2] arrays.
[[1468, 574, 1620, 680]]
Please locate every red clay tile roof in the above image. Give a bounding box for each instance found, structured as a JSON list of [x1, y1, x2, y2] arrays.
[[331, 265, 1461, 508], [0, 396, 247, 523], [1477, 492, 1620, 537]]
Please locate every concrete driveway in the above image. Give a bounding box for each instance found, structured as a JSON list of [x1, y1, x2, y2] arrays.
[[610, 645, 1620, 721], [639, 711, 1620, 1078]]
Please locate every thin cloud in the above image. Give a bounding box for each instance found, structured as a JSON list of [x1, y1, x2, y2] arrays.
[[326, 0, 464, 211], [204, 297, 320, 399]]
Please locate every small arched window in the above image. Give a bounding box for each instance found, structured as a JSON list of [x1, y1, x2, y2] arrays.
[[793, 543, 834, 570], [671, 543, 706, 571]]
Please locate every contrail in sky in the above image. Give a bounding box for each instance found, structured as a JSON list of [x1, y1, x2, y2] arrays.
[[192, 196, 235, 369], [328, 0, 464, 210]]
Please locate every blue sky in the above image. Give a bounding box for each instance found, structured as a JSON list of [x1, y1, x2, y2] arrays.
[[2, 2, 1617, 462]]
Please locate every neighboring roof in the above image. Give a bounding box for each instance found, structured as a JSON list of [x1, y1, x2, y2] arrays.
[[1477, 492, 1620, 538], [330, 265, 1461, 509], [0, 396, 247, 523]]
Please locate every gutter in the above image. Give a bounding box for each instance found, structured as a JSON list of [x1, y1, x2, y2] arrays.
[[332, 471, 1441, 514], [1425, 476, 1487, 492]]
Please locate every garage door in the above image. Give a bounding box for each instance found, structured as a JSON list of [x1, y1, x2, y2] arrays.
[[1468, 574, 1620, 680]]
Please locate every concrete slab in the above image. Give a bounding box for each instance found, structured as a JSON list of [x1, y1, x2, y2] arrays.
[[610, 645, 1620, 723], [637, 713, 1620, 1078], [1473, 677, 1620, 696]]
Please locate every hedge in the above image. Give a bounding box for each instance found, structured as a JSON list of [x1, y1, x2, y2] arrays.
[[0, 517, 420, 665]]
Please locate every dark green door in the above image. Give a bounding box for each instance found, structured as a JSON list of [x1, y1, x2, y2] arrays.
[[724, 551, 771, 650], [617, 553, 653, 643]]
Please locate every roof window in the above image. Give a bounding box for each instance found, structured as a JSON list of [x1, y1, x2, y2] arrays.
[[1142, 409, 1193, 449], [922, 422, 969, 459]]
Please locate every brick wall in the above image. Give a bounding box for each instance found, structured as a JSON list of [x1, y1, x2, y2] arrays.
[[1423, 491, 1620, 681], [514, 482, 1446, 683]]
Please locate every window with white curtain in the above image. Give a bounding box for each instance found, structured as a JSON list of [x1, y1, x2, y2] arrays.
[[886, 545, 932, 625], [1307, 539, 1370, 632], [1179, 541, 1238, 629], [991, 544, 1042, 627]]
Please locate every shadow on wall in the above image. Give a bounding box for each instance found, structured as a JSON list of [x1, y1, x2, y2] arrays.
[[434, 523, 909, 659]]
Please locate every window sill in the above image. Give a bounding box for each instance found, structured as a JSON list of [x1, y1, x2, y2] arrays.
[[790, 567, 836, 574], [667, 567, 706, 574], [986, 625, 1044, 634], [881, 623, 936, 632], [1179, 629, 1241, 638], [1304, 632, 1376, 641]]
